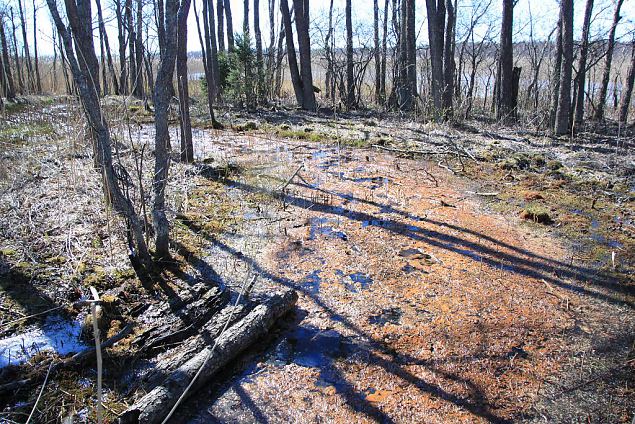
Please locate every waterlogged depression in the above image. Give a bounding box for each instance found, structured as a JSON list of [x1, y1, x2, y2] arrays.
[[0, 315, 86, 368]]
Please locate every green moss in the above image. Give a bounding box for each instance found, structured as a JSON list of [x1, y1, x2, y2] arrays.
[[0, 121, 55, 145]]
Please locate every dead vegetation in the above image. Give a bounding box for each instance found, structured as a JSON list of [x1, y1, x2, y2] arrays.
[[0, 98, 633, 423]]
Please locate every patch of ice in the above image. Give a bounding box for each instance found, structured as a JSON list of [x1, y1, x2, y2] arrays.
[[0, 315, 87, 368]]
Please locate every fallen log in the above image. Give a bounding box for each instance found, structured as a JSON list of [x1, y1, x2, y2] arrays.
[[132, 284, 227, 354], [119, 289, 297, 424]]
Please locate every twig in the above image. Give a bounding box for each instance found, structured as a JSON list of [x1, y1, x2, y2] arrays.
[[466, 191, 500, 196], [25, 362, 52, 424], [278, 164, 304, 192], [0, 300, 101, 332], [89, 286, 103, 424]]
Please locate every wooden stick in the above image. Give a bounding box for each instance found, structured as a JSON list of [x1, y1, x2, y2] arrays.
[[89, 286, 103, 424], [25, 362, 52, 423]]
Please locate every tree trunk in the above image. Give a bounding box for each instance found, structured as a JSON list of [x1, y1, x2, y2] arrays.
[[254, 0, 266, 103], [266, 0, 276, 97], [554, 0, 573, 136], [17, 0, 35, 92], [115, 0, 129, 94], [618, 39, 635, 124], [217, 0, 225, 52], [243, 0, 255, 108], [0, 15, 16, 99], [497, 0, 514, 121], [119, 290, 298, 424], [207, 0, 221, 98], [9, 8, 24, 94], [293, 0, 316, 110], [441, 0, 455, 117], [224, 0, 235, 52], [134, 0, 145, 99], [346, 0, 355, 109], [152, 0, 180, 261], [32, 0, 42, 93], [127, 0, 137, 97], [550, 17, 562, 128], [201, 0, 218, 122], [177, 0, 194, 163], [380, 0, 388, 104], [280, 0, 304, 106], [573, 0, 593, 125], [426, 0, 445, 113], [373, 0, 381, 104], [324, 0, 334, 102], [46, 0, 154, 274], [594, 0, 624, 121]]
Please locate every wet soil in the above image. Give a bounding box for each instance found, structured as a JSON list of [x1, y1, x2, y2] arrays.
[[176, 129, 634, 423], [1, 100, 633, 423]]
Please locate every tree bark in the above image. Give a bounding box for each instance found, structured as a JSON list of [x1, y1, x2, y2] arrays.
[[201, 0, 219, 122], [32, 0, 42, 93], [133, 0, 145, 98], [380, 0, 388, 104], [280, 0, 304, 106], [594, 0, 624, 121], [254, 0, 266, 103], [573, 0, 593, 125], [17, 0, 35, 92], [441, 0, 455, 117], [217, 0, 225, 52], [177, 0, 194, 163], [346, 0, 355, 109], [550, 17, 562, 128], [115, 0, 129, 94], [497, 0, 514, 121], [0, 15, 16, 99], [618, 39, 635, 124], [554, 0, 573, 135], [119, 289, 298, 424], [243, 0, 255, 108], [224, 0, 235, 52], [426, 0, 445, 113], [293, 0, 316, 110], [152, 0, 181, 260]]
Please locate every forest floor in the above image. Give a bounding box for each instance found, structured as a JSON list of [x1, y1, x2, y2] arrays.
[[0, 96, 633, 423]]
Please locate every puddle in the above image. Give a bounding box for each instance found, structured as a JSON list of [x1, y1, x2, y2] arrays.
[[299, 270, 322, 294], [276, 326, 343, 368], [0, 315, 87, 368], [309, 217, 348, 241], [368, 307, 402, 326], [336, 271, 373, 292]]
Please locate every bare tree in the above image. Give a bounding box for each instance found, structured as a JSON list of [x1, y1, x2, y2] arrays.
[[17, 0, 34, 92], [32, 0, 41, 93], [619, 37, 635, 124], [280, 0, 304, 107], [225, 0, 235, 51], [46, 0, 153, 274], [152, 0, 181, 260], [554, 0, 573, 135], [346, 0, 355, 109], [572, 0, 593, 125], [594, 0, 624, 121], [254, 0, 266, 103], [373, 0, 381, 104], [497, 0, 514, 120], [293, 0, 316, 110], [442, 0, 456, 116], [0, 13, 15, 99], [177, 0, 193, 162], [217, 0, 225, 52], [379, 0, 389, 104], [426, 0, 446, 113]]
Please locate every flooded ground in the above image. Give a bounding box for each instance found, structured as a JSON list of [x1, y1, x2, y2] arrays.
[[0, 100, 633, 423], [172, 129, 634, 423]]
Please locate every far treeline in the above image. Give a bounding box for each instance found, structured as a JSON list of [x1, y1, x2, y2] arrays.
[[0, 0, 633, 278]]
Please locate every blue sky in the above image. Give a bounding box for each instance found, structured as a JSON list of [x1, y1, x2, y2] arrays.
[[14, 0, 635, 57]]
